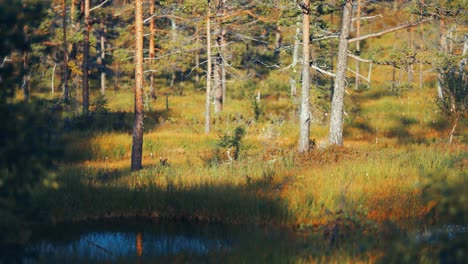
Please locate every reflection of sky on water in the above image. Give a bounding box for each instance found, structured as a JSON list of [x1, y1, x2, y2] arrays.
[[26, 231, 230, 262]]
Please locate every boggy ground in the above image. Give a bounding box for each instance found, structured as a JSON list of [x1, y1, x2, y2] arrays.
[[29, 85, 467, 263]]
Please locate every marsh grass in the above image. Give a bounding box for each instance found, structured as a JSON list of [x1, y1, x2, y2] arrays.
[[33, 71, 466, 248]]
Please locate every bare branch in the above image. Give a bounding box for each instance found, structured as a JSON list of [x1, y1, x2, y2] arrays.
[[1, 56, 12, 68], [311, 65, 336, 77], [348, 18, 432, 44], [143, 14, 188, 24], [352, 14, 382, 21], [347, 53, 372, 63], [90, 0, 111, 12], [312, 35, 339, 42], [347, 68, 370, 83]]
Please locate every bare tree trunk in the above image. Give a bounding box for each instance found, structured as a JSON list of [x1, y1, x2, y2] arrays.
[[82, 0, 90, 114], [170, 16, 177, 89], [62, 0, 69, 103], [290, 21, 300, 99], [298, 0, 311, 153], [460, 33, 468, 76], [330, 13, 335, 101], [437, 17, 446, 100], [274, 25, 282, 57], [408, 14, 414, 84], [149, 0, 156, 99], [71, 0, 76, 22], [214, 0, 225, 114], [22, 51, 29, 103], [131, 0, 144, 171], [329, 0, 353, 146], [52, 62, 57, 94], [214, 54, 222, 114], [205, 1, 212, 134], [221, 0, 227, 105], [354, 0, 361, 90], [195, 23, 200, 84], [99, 19, 106, 95]]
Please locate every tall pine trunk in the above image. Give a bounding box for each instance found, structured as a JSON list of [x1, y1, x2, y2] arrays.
[[298, 0, 311, 153], [149, 0, 156, 99], [329, 0, 353, 146], [131, 0, 145, 171]]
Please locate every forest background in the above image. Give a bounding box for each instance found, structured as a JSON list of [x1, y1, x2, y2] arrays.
[[0, 0, 467, 262]]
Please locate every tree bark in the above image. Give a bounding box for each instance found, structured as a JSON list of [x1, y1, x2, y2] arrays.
[[82, 0, 90, 115], [99, 19, 106, 95], [329, 0, 353, 146], [214, 0, 225, 114], [62, 0, 69, 103], [298, 0, 311, 153], [22, 51, 29, 103], [170, 15, 177, 89], [290, 21, 300, 99], [354, 0, 361, 90], [437, 17, 446, 100], [408, 14, 414, 84], [195, 23, 200, 84], [149, 0, 156, 99], [205, 0, 212, 134], [221, 0, 227, 106], [131, 0, 145, 171], [214, 54, 222, 114]]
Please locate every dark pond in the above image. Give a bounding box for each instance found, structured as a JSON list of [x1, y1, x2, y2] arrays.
[[16, 220, 308, 263], [3, 220, 466, 263]]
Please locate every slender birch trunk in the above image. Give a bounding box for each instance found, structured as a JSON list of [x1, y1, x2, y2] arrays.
[[205, 1, 212, 134], [82, 0, 90, 114], [62, 0, 69, 103]]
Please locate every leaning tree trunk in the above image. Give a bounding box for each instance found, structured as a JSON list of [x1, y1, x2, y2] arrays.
[[205, 0, 212, 134], [329, 0, 353, 146], [82, 0, 90, 114], [131, 0, 145, 171], [298, 0, 311, 153]]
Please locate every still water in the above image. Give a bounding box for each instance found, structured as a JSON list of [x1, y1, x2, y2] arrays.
[[21, 220, 305, 263]]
